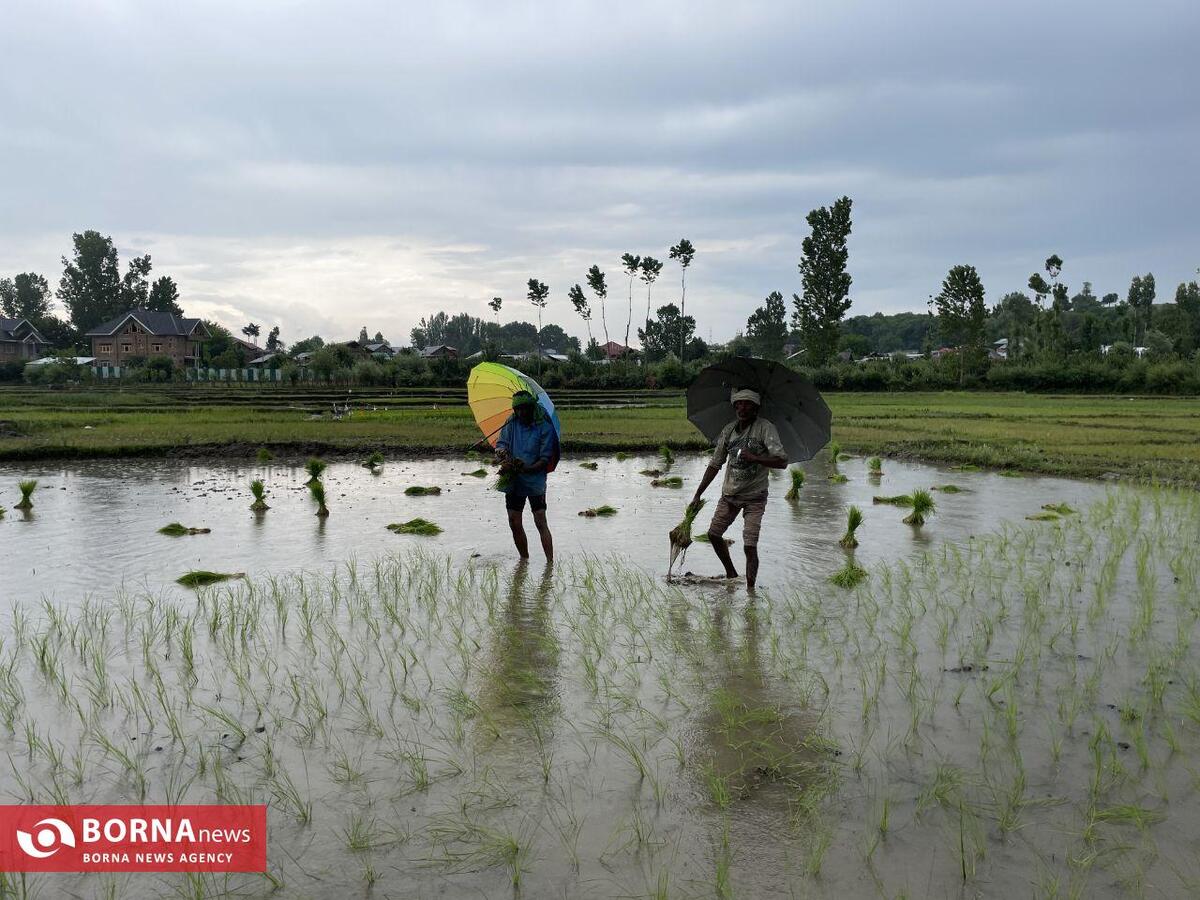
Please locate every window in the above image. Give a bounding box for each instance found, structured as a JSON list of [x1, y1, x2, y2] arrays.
[[152, 343, 162, 353], [99, 343, 112, 353], [121, 343, 131, 353]]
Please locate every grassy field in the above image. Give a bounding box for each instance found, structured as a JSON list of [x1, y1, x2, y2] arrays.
[[2, 387, 1199, 485]]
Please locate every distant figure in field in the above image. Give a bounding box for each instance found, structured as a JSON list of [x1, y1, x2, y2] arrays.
[[689, 388, 787, 589], [496, 390, 556, 559]]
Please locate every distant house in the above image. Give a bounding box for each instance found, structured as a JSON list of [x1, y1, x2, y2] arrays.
[[419, 345, 458, 360], [600, 341, 635, 360], [246, 352, 282, 368], [0, 318, 51, 363], [232, 336, 265, 357], [292, 351, 318, 367], [27, 356, 95, 367], [364, 340, 395, 359], [520, 348, 570, 363], [86, 310, 210, 369]]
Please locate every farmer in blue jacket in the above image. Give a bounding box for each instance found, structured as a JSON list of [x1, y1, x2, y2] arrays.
[[495, 390, 557, 559]]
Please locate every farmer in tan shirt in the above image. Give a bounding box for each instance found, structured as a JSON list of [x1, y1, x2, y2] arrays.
[[689, 388, 787, 589]]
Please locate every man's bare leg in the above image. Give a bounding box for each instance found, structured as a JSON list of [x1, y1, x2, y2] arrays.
[[532, 509, 553, 559], [508, 509, 530, 558], [708, 531, 739, 578], [745, 546, 759, 591]]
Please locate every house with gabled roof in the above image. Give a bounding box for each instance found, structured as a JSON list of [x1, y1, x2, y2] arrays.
[[0, 318, 51, 363], [85, 310, 211, 369]]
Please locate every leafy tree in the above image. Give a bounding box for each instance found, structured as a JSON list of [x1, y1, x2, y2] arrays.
[[668, 238, 696, 360], [146, 276, 183, 315], [1070, 281, 1099, 312], [1143, 329, 1173, 359], [411, 311, 449, 348], [639, 257, 663, 353], [568, 283, 593, 345], [488, 296, 502, 326], [243, 323, 262, 342], [200, 321, 246, 368], [265, 326, 283, 352], [57, 231, 122, 332], [538, 324, 580, 354], [1027, 255, 1070, 355], [933, 264, 988, 385], [990, 291, 1035, 358], [745, 291, 788, 359], [1175, 279, 1200, 353], [586, 265, 610, 349], [373, 331, 384, 343], [792, 196, 853, 365], [527, 278, 550, 370], [288, 335, 325, 356], [1126, 273, 1156, 344], [620, 254, 641, 353], [1101, 292, 1120, 306], [637, 303, 696, 361], [1, 273, 52, 320], [121, 253, 153, 309]]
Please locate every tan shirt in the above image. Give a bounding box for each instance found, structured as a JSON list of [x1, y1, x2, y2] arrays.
[[709, 417, 786, 499]]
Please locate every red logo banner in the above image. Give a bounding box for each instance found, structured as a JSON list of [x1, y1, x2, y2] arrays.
[[0, 805, 266, 873]]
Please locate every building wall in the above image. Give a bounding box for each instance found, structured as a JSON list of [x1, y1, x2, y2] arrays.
[[91, 322, 202, 368], [0, 339, 46, 360]]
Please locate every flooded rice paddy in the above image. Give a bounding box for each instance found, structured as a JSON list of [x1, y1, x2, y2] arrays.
[[1, 453, 1197, 898]]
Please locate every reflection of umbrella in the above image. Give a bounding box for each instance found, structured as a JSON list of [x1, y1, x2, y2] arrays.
[[467, 362, 562, 449], [686, 357, 831, 462]]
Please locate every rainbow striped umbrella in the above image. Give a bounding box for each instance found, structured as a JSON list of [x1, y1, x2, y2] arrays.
[[466, 362, 562, 448]]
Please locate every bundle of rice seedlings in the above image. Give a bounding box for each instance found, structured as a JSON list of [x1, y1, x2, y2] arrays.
[[839, 506, 863, 549], [659, 445, 675, 467], [404, 485, 442, 496], [829, 473, 848, 484], [952, 463, 981, 472], [579, 462, 599, 470], [651, 476, 684, 488], [830, 560, 868, 589], [387, 518, 443, 535], [304, 458, 327, 484], [828, 440, 842, 468], [999, 470, 1024, 478], [616, 451, 631, 461], [14, 479, 37, 510], [873, 494, 913, 506], [177, 571, 245, 588], [0, 506, 6, 519], [1026, 511, 1060, 521], [931, 484, 966, 493], [493, 471, 514, 492], [785, 467, 805, 500], [1042, 502, 1076, 515], [256, 447, 274, 463], [461, 468, 487, 477], [902, 489, 935, 526], [465, 449, 482, 460], [639, 468, 664, 477], [158, 523, 211, 536], [578, 505, 618, 517], [362, 451, 384, 469], [694, 533, 734, 546], [249, 478, 270, 511], [868, 457, 883, 475], [309, 480, 329, 517], [668, 499, 706, 572]]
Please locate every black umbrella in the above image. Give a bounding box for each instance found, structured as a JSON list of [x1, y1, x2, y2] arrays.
[[686, 357, 831, 462]]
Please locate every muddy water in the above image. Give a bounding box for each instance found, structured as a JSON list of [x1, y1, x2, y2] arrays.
[[0, 453, 1107, 605]]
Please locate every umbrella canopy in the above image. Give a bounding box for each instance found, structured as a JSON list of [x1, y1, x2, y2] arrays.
[[686, 357, 831, 462], [467, 362, 562, 448]]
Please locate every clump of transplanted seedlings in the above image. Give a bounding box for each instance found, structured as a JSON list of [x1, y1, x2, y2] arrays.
[[387, 518, 443, 535], [362, 451, 384, 470], [868, 456, 883, 475], [1042, 502, 1076, 515], [256, 447, 274, 463], [669, 499, 706, 571], [304, 457, 327, 484], [659, 445, 675, 468], [640, 468, 664, 477], [14, 479, 37, 510], [309, 479, 330, 517], [902, 489, 935, 526], [828, 440, 842, 466], [404, 485, 442, 496], [1027, 511, 1061, 521], [651, 476, 683, 488], [785, 467, 805, 500], [873, 494, 913, 506], [999, 470, 1024, 478], [932, 484, 966, 493], [694, 533, 734, 546], [0, 505, 5, 519], [839, 506, 864, 549], [830, 559, 868, 588], [176, 570, 244, 588], [249, 478, 270, 511], [615, 451, 631, 461], [579, 461, 598, 470], [830, 473, 849, 484], [158, 523, 211, 536], [461, 468, 487, 477], [578, 505, 618, 517]]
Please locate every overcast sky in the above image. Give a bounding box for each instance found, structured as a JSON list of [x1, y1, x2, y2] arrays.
[[2, 0, 1197, 347]]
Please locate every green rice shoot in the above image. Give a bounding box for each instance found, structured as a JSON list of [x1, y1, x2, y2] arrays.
[[256, 447, 274, 463], [785, 467, 805, 500], [839, 505, 864, 549], [830, 560, 868, 589], [309, 479, 329, 517], [249, 478, 269, 511], [668, 498, 707, 572], [404, 485, 442, 496], [578, 505, 618, 517], [1027, 511, 1060, 521], [651, 476, 684, 488], [903, 489, 935, 526], [1042, 502, 1076, 515], [873, 494, 913, 506], [829, 473, 848, 484], [462, 468, 487, 477], [304, 457, 327, 483], [158, 523, 211, 536], [694, 533, 734, 546], [640, 468, 664, 477], [362, 451, 384, 469], [659, 445, 675, 467], [176, 570, 244, 588], [868, 456, 883, 474], [932, 484, 966, 493], [387, 518, 443, 536], [615, 451, 631, 461], [579, 462, 599, 470], [15, 479, 36, 510]]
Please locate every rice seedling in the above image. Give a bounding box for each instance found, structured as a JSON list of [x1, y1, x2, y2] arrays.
[[249, 478, 270, 511], [659, 445, 675, 467], [1042, 502, 1076, 515], [873, 494, 913, 506], [831, 560, 869, 589], [902, 490, 935, 526], [578, 505, 618, 517], [932, 484, 966, 493], [616, 451, 631, 461], [304, 457, 327, 484], [404, 485, 442, 496], [785, 467, 805, 500], [999, 470, 1024, 478], [1026, 511, 1060, 522], [639, 468, 664, 477], [157, 523, 211, 536], [461, 468, 487, 477], [387, 518, 443, 535], [694, 533, 734, 546], [668, 499, 706, 571], [256, 447, 274, 463], [579, 461, 598, 470], [651, 476, 684, 488], [830, 473, 849, 483], [362, 450, 384, 469], [309, 479, 330, 516], [839, 505, 864, 549], [868, 456, 883, 474], [0, 506, 5, 519], [14, 479, 36, 510], [176, 571, 244, 588], [829, 440, 842, 465]]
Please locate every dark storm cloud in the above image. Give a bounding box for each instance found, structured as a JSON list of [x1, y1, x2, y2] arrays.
[[1, 0, 1197, 341]]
